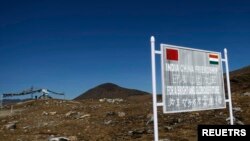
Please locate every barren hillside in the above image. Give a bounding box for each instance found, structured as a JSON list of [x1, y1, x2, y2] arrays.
[[0, 65, 250, 141], [229, 65, 250, 93]]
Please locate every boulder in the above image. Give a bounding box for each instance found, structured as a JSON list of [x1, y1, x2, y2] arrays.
[[99, 98, 106, 102], [79, 114, 90, 119], [104, 120, 112, 125], [42, 111, 48, 116], [146, 113, 153, 125], [242, 92, 250, 96], [48, 136, 69, 141], [65, 111, 77, 117], [4, 121, 18, 130], [118, 112, 126, 117], [68, 136, 78, 141], [49, 112, 57, 116], [233, 107, 242, 112]]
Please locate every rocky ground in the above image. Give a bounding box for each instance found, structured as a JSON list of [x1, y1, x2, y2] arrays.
[[0, 94, 249, 141]]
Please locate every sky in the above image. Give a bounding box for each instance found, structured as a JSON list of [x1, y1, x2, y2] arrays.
[[0, 0, 250, 99]]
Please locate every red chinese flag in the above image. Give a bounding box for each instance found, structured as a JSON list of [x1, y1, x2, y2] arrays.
[[166, 49, 178, 61]]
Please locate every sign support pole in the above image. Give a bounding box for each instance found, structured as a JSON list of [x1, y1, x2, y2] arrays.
[[151, 36, 159, 141], [224, 48, 234, 125]]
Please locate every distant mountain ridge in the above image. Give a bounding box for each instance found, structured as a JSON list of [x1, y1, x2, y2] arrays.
[[74, 83, 149, 100], [229, 65, 250, 93]]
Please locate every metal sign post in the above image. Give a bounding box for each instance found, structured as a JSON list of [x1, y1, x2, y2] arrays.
[[223, 48, 234, 125], [150, 36, 233, 141], [150, 36, 159, 141]]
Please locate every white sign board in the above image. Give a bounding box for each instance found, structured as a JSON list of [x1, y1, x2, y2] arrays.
[[161, 44, 226, 113]]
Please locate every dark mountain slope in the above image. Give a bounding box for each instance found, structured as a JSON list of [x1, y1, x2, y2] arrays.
[[74, 83, 149, 100]]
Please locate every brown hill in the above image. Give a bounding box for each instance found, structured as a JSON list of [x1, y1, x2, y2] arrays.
[[74, 83, 149, 100], [1, 93, 250, 141], [1, 66, 250, 141], [229, 65, 250, 93]]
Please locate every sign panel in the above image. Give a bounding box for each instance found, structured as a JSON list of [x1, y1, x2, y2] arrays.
[[161, 44, 226, 113]]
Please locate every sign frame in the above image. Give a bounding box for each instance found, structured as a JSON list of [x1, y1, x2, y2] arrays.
[[150, 36, 234, 141], [160, 44, 226, 113]]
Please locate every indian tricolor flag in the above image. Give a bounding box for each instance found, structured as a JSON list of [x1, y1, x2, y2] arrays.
[[209, 53, 219, 65]]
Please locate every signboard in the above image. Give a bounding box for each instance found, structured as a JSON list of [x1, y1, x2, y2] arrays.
[[161, 44, 226, 113]]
